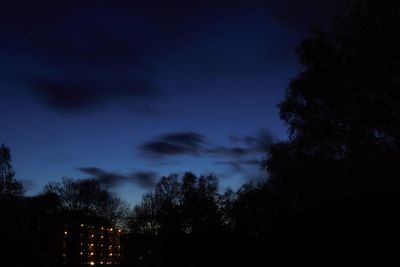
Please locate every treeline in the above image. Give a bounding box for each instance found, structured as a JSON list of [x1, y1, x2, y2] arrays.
[[125, 173, 282, 267], [0, 143, 275, 266]]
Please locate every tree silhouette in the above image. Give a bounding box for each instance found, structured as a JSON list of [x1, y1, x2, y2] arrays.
[[43, 177, 128, 226], [262, 1, 400, 262], [0, 144, 24, 199], [127, 172, 226, 267], [265, 0, 400, 210]]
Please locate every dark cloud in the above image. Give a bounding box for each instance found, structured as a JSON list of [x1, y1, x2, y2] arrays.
[[1, 0, 164, 114], [209, 129, 277, 158], [141, 132, 206, 157], [139, 129, 274, 182], [229, 128, 277, 153], [31, 80, 97, 112], [215, 159, 261, 172], [162, 133, 206, 148], [27, 76, 162, 113], [141, 129, 276, 159], [79, 167, 157, 189], [1, 0, 340, 114]]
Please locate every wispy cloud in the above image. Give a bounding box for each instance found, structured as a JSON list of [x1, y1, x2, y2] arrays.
[[139, 129, 277, 179], [79, 167, 158, 189], [27, 76, 162, 113], [141, 132, 206, 157]]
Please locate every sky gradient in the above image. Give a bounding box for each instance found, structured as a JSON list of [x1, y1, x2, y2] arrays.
[[0, 0, 341, 204]]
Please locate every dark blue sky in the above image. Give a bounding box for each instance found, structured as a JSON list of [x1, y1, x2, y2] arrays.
[[0, 0, 340, 204]]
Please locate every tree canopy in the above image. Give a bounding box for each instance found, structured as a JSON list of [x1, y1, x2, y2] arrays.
[[265, 0, 400, 211], [43, 177, 128, 225], [128, 172, 223, 235]]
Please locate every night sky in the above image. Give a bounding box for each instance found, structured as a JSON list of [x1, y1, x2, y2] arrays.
[[0, 0, 340, 204]]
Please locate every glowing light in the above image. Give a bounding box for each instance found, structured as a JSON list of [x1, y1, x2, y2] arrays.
[[90, 253, 94, 256], [109, 253, 113, 256], [118, 230, 121, 232], [90, 243, 94, 246], [80, 252, 83, 255], [64, 231, 68, 235], [90, 261, 95, 266], [81, 224, 84, 227]]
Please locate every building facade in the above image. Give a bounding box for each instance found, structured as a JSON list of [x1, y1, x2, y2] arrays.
[[63, 223, 123, 266]]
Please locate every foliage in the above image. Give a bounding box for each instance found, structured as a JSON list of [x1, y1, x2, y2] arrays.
[[128, 172, 224, 235], [43, 177, 128, 225], [264, 0, 400, 212], [0, 144, 24, 199]]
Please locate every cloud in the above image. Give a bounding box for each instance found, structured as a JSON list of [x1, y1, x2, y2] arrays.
[[229, 128, 277, 153], [208, 129, 277, 158], [141, 129, 276, 159], [79, 167, 157, 189], [141, 132, 206, 157], [1, 0, 341, 115], [1, 1, 166, 114], [215, 159, 261, 172], [139, 129, 275, 181], [27, 76, 162, 113]]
